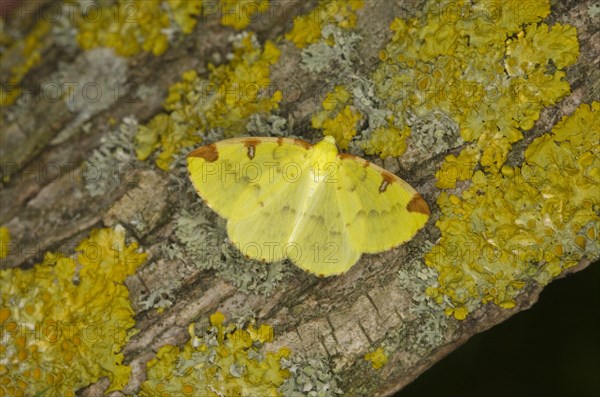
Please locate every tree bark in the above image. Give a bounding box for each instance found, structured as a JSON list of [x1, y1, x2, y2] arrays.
[[1, 0, 597, 396]]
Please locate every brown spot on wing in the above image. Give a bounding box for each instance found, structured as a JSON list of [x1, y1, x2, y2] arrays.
[[338, 152, 356, 160], [293, 138, 312, 150], [379, 172, 396, 193], [243, 138, 261, 160], [309, 214, 325, 224], [407, 193, 430, 215], [379, 179, 389, 193], [338, 152, 372, 170], [382, 172, 396, 184], [188, 144, 218, 162], [243, 138, 262, 147], [277, 137, 283, 146]]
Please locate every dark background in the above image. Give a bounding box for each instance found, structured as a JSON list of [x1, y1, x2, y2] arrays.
[[396, 260, 600, 397]]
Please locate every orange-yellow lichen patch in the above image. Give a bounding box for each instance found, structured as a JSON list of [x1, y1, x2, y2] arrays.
[[285, 0, 364, 48], [0, 20, 51, 106], [366, 0, 577, 172], [434, 145, 480, 189], [75, 0, 203, 56], [362, 124, 412, 159], [312, 86, 362, 149], [220, 0, 269, 29], [0, 227, 10, 259], [135, 33, 281, 170], [140, 312, 291, 396], [0, 227, 146, 396], [364, 347, 388, 370], [426, 103, 600, 319]]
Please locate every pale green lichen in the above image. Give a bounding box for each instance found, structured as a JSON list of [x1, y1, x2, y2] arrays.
[[300, 25, 361, 73], [308, 0, 497, 160], [84, 116, 140, 197], [395, 250, 450, 350], [138, 284, 180, 312], [245, 113, 289, 137], [0, 227, 146, 396], [588, 3, 600, 18], [427, 102, 600, 319], [404, 111, 462, 159], [279, 354, 343, 396], [135, 32, 282, 170], [51, 48, 129, 145], [140, 311, 291, 396]]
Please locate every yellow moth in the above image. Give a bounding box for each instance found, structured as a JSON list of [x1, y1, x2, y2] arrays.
[[187, 135, 429, 277]]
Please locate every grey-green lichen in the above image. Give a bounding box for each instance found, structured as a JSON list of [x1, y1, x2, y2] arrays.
[[398, 260, 448, 351], [404, 110, 463, 161], [50, 3, 80, 54], [138, 283, 181, 312], [395, 253, 450, 354], [588, 3, 600, 17], [167, 203, 293, 295], [300, 25, 362, 74], [51, 48, 128, 144], [245, 113, 290, 137], [84, 115, 139, 197], [279, 354, 344, 397]]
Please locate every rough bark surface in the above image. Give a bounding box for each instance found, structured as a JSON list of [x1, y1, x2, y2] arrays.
[[1, 0, 597, 396]]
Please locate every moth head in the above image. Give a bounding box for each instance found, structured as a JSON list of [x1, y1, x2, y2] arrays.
[[312, 135, 339, 171]]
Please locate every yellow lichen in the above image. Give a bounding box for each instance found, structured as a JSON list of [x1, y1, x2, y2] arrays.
[[0, 20, 51, 106], [75, 0, 203, 56], [140, 312, 291, 396], [311, 86, 361, 149], [368, 0, 578, 170], [364, 347, 388, 370], [135, 33, 281, 170], [321, 105, 362, 149], [0, 227, 9, 259], [426, 103, 600, 320], [434, 145, 480, 189], [285, 0, 364, 48], [362, 124, 411, 159], [0, 227, 146, 396], [505, 23, 579, 75], [168, 0, 205, 34], [220, 0, 269, 30]]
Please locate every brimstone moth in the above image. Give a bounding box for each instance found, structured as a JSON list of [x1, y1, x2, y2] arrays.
[[187, 135, 429, 277]]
